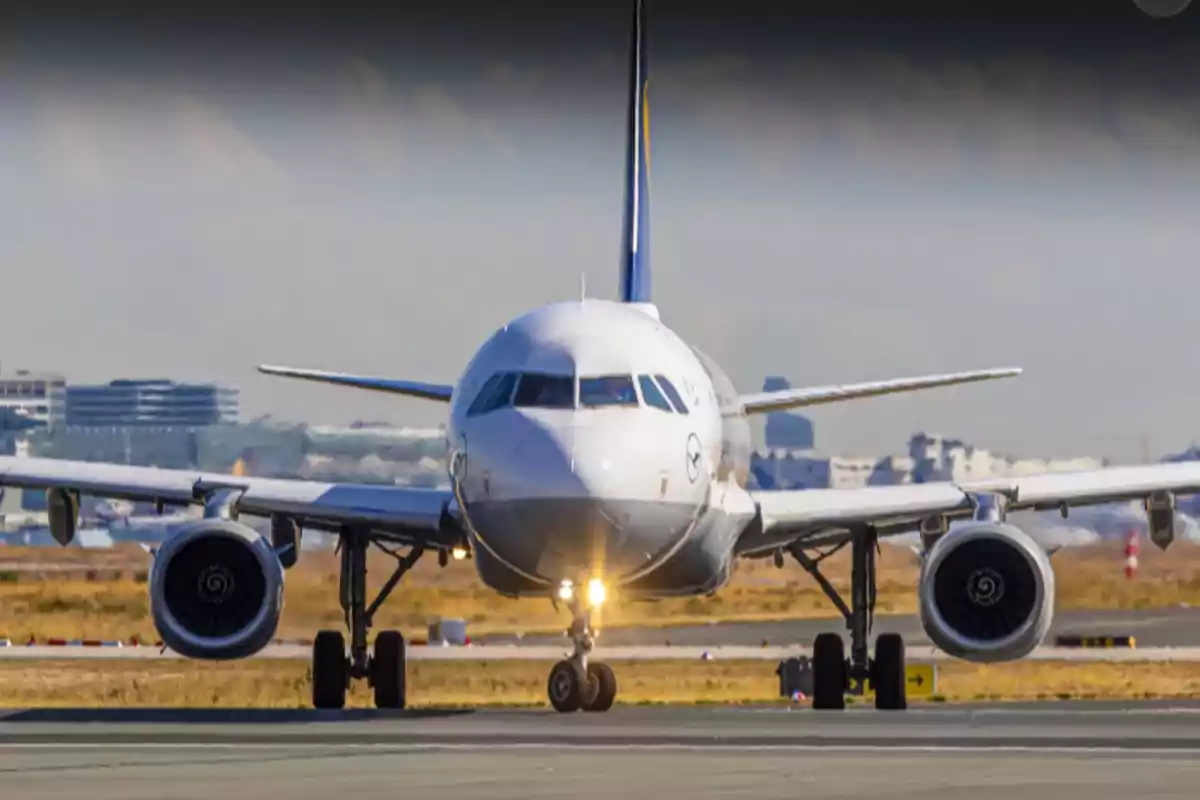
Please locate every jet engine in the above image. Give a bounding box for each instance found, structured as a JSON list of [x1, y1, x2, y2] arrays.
[[917, 521, 1054, 662], [149, 519, 284, 660]]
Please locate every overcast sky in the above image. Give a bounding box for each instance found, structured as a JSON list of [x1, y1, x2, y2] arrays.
[[1, 1, 1199, 463]]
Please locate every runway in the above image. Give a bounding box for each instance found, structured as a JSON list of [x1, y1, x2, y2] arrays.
[[7, 607, 1200, 661], [3, 704, 1200, 799], [477, 607, 1200, 648], [5, 643, 1200, 661]]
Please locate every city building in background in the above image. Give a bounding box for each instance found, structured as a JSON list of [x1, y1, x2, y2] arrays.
[[64, 379, 239, 427], [0, 369, 66, 456], [0, 369, 65, 427], [761, 376, 815, 450], [751, 431, 1106, 491]]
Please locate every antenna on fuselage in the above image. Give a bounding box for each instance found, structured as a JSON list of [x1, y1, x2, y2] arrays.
[[580, 271, 587, 302]]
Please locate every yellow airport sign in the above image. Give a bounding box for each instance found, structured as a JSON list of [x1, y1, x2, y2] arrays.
[[863, 664, 937, 697]]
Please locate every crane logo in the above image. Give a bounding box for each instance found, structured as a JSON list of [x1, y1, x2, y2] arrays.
[[685, 433, 703, 483]]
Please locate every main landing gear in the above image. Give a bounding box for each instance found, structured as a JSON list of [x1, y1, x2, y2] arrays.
[[789, 525, 908, 711], [312, 529, 425, 710], [547, 582, 617, 713]]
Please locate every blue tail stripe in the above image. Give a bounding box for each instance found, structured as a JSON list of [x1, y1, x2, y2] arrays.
[[619, 0, 651, 304]]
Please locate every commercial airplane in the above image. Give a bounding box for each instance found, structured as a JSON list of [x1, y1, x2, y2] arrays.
[[4, 0, 1199, 713]]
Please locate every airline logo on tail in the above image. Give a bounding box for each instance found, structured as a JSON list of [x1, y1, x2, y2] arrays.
[[619, 0, 652, 305], [642, 79, 651, 181]]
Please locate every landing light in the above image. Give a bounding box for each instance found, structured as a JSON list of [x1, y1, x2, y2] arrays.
[[587, 578, 607, 608], [557, 580, 575, 601], [451, 546, 468, 561]]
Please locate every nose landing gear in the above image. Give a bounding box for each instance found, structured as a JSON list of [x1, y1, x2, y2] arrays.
[[547, 585, 617, 712]]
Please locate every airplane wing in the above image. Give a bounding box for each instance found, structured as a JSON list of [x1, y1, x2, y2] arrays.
[[258, 365, 454, 402], [0, 457, 462, 550], [737, 367, 1022, 415], [737, 461, 1200, 555]]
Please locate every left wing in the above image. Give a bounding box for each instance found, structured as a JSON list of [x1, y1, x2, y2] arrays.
[[258, 365, 454, 402], [738, 367, 1022, 415], [0, 457, 462, 550], [738, 461, 1200, 554]]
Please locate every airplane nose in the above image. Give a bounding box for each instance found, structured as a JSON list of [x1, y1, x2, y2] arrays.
[[532, 413, 700, 577], [489, 411, 659, 501], [505, 412, 584, 498], [463, 409, 704, 585]]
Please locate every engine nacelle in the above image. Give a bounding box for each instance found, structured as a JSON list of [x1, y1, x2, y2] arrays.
[[149, 519, 284, 660], [917, 521, 1054, 663]]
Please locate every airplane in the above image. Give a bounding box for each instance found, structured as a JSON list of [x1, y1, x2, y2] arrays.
[[3, 0, 1198, 714]]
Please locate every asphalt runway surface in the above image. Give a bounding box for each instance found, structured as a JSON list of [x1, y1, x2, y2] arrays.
[[4, 704, 1200, 799], [7, 643, 1200, 662], [7, 606, 1200, 662], [478, 607, 1200, 648]]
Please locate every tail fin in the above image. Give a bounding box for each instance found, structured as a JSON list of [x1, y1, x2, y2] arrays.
[[618, 0, 652, 305]]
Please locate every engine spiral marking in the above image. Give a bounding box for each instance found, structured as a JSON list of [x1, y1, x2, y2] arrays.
[[197, 564, 236, 604], [966, 567, 1004, 608]]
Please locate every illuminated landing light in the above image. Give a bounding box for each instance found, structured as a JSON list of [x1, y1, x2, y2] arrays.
[[587, 578, 607, 608], [557, 580, 575, 601], [451, 546, 468, 561]]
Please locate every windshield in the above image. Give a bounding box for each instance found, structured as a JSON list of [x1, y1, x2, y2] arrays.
[[467, 372, 518, 417], [579, 375, 638, 408], [513, 373, 575, 409], [654, 375, 689, 414], [638, 375, 673, 412]]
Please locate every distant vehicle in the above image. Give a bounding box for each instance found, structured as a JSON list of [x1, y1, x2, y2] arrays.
[[2, 0, 1199, 716]]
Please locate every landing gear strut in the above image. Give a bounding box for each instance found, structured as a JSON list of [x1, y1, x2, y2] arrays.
[[312, 529, 424, 710], [548, 595, 617, 713], [789, 525, 907, 711]]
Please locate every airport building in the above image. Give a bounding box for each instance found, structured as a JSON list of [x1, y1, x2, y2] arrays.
[[751, 432, 1106, 491], [0, 369, 66, 429], [64, 379, 239, 428]]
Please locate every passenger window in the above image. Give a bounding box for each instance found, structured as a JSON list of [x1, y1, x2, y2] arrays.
[[580, 375, 638, 408], [467, 372, 517, 417], [513, 374, 575, 409], [638, 375, 673, 412], [654, 375, 689, 415]]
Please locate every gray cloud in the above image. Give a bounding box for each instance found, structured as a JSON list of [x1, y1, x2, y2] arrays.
[[3, 44, 1200, 463]]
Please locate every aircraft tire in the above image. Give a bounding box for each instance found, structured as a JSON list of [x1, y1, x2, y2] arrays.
[[547, 659, 588, 712], [873, 633, 907, 711], [312, 629, 348, 710], [812, 632, 847, 710], [583, 662, 617, 712], [372, 630, 407, 709]]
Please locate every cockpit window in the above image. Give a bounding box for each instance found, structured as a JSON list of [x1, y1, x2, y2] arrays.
[[513, 373, 575, 409], [579, 375, 638, 408], [654, 375, 689, 415], [638, 375, 673, 412], [467, 372, 517, 417]]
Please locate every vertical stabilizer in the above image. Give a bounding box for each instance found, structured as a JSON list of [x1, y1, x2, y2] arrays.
[[618, 0, 653, 307]]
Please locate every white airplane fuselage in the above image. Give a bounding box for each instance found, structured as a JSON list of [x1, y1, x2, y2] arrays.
[[447, 299, 755, 599]]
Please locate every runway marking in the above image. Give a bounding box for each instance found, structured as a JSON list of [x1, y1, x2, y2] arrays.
[[2, 743, 1200, 755]]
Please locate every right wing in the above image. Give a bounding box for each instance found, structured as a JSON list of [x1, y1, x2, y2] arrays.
[[737, 367, 1022, 415], [738, 461, 1200, 555], [258, 365, 454, 402], [0, 456, 463, 550]]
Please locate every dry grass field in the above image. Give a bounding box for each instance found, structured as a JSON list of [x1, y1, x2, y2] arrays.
[[1, 658, 1197, 708], [0, 538, 1195, 643]]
